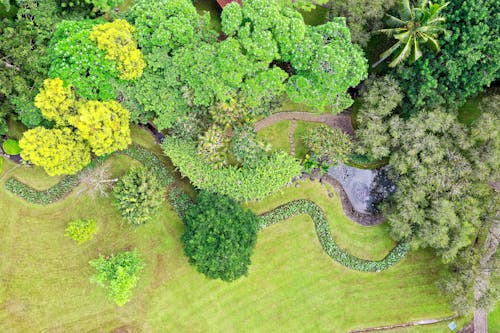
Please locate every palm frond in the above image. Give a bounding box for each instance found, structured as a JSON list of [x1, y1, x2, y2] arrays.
[[389, 35, 413, 67]]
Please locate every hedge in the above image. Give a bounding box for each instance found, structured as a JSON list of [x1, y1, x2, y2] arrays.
[[167, 187, 194, 220], [258, 199, 409, 272], [5, 145, 173, 205], [162, 137, 302, 202]]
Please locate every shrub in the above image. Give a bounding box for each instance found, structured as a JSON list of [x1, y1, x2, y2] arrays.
[[182, 191, 259, 281], [113, 167, 165, 225], [65, 218, 98, 245], [302, 125, 352, 164], [259, 199, 409, 271], [89, 250, 143, 306], [167, 187, 193, 220], [2, 139, 21, 155]]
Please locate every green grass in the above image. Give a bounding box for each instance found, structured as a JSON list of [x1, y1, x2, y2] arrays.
[[299, 5, 329, 26], [1, 129, 456, 332], [293, 120, 321, 160], [457, 96, 482, 125], [257, 120, 290, 154], [489, 302, 500, 332], [195, 0, 222, 32]]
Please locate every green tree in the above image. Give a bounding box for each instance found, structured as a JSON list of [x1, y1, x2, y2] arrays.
[[19, 127, 91, 176], [89, 250, 143, 306], [374, 0, 450, 68], [34, 77, 76, 126], [48, 19, 119, 100], [181, 191, 259, 282], [303, 125, 352, 164], [0, 0, 61, 129], [113, 167, 164, 225], [396, 0, 499, 111], [327, 0, 397, 46], [65, 218, 98, 245], [355, 75, 403, 160]]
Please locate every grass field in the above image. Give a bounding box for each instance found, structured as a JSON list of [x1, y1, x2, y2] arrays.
[[257, 120, 290, 154], [0, 127, 458, 332]]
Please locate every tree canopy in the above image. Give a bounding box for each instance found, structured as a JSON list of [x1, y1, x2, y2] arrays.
[[181, 191, 259, 282]]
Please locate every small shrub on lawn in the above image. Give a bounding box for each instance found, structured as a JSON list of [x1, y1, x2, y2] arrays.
[[2, 139, 21, 155], [89, 250, 143, 306], [65, 218, 98, 245], [259, 199, 409, 272], [182, 191, 259, 282], [113, 167, 165, 225]]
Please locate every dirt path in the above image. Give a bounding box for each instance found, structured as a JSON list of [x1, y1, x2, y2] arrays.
[[254, 109, 355, 136]]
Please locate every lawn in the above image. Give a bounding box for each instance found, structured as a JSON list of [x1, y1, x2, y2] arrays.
[[256, 120, 290, 154], [0, 128, 456, 331]]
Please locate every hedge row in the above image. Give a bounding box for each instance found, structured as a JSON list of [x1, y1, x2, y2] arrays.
[[5, 145, 173, 205], [258, 199, 409, 272], [167, 187, 194, 220]]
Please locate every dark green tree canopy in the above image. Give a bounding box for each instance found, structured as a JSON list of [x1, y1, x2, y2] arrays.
[[181, 191, 259, 282]]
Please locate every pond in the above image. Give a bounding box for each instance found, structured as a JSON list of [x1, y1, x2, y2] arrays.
[[328, 163, 396, 214]]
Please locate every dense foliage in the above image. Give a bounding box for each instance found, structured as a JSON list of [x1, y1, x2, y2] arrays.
[[89, 250, 143, 306], [0, 0, 61, 130], [355, 75, 403, 160], [396, 0, 499, 111], [65, 218, 98, 245], [327, 0, 396, 46], [2, 139, 21, 155], [113, 167, 164, 225], [182, 191, 259, 281], [302, 125, 352, 164], [162, 137, 302, 202]]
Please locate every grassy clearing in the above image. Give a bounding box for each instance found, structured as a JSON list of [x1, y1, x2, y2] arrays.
[[195, 0, 222, 32], [293, 120, 321, 159], [1, 130, 455, 332], [257, 120, 290, 154], [490, 303, 500, 332], [299, 6, 329, 26]]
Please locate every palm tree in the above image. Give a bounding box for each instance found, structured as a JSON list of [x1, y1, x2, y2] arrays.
[[373, 0, 450, 68]]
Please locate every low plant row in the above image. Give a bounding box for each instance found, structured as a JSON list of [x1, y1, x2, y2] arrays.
[[258, 199, 409, 272], [167, 187, 194, 220], [5, 145, 173, 205]]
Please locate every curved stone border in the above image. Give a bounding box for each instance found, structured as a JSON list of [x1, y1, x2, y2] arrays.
[[320, 174, 385, 226], [5, 145, 173, 205], [254, 110, 354, 136], [259, 199, 409, 272]]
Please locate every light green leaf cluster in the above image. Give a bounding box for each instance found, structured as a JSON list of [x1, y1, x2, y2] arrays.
[[65, 218, 98, 245]]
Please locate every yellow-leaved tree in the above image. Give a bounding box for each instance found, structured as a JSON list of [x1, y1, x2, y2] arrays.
[[90, 19, 146, 80], [34, 78, 76, 126], [19, 127, 91, 176], [73, 100, 131, 156]]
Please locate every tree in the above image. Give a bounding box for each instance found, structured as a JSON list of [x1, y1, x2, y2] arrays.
[[72, 100, 131, 156], [355, 75, 403, 160], [34, 78, 76, 126], [374, 0, 450, 68], [113, 167, 164, 225], [0, 0, 61, 129], [65, 218, 98, 245], [89, 250, 143, 306], [396, 0, 499, 111], [75, 163, 117, 199], [286, 19, 367, 112], [327, 0, 396, 46], [303, 125, 352, 164], [181, 191, 259, 282], [48, 19, 118, 100], [58, 0, 125, 15], [90, 19, 146, 80], [19, 127, 91, 176]]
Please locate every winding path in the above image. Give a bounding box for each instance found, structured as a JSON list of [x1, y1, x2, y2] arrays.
[[254, 110, 355, 136]]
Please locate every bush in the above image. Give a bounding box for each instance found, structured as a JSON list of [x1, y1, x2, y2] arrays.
[[162, 137, 301, 202], [259, 199, 409, 272], [2, 139, 21, 155], [182, 191, 259, 281], [65, 218, 98, 245], [302, 125, 352, 164], [113, 167, 165, 225], [89, 250, 143, 306]]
